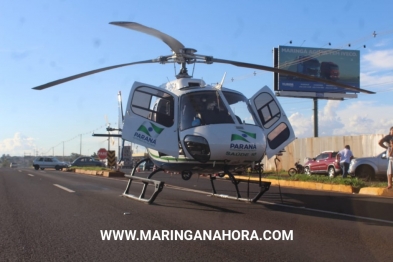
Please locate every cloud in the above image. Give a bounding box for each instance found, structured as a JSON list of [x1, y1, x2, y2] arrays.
[[289, 100, 393, 138], [0, 133, 36, 156], [360, 48, 393, 91], [289, 112, 313, 138], [362, 49, 393, 71]]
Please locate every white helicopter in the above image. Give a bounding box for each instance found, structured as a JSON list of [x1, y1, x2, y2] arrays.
[[33, 22, 374, 204]]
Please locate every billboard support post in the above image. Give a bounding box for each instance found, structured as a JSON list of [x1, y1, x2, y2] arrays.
[[313, 98, 318, 137]]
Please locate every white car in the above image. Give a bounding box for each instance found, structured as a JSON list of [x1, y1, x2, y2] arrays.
[[33, 157, 69, 170], [348, 151, 388, 181]]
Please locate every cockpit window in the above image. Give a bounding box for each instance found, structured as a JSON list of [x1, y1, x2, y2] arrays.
[[222, 91, 257, 125], [180, 91, 234, 130]]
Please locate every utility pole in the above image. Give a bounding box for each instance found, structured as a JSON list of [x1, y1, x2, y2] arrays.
[[63, 141, 64, 161]]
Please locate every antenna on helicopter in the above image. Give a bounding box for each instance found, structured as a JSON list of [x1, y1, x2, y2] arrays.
[[215, 72, 227, 90]]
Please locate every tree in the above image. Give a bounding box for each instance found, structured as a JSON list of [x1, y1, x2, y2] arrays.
[[1, 154, 11, 167], [70, 153, 81, 161]]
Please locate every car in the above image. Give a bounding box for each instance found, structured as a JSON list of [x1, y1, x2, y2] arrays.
[[348, 151, 388, 181], [71, 156, 104, 167], [33, 157, 69, 170], [10, 162, 18, 168], [139, 160, 154, 171], [304, 151, 341, 178]]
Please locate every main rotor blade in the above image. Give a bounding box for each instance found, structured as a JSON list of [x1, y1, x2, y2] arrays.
[[32, 59, 158, 90], [212, 58, 375, 94], [110, 22, 185, 53]]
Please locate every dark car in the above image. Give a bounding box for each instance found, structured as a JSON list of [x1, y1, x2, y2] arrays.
[[304, 151, 341, 178], [71, 157, 104, 167]]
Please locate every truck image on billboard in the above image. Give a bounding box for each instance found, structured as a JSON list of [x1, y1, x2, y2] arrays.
[[276, 46, 359, 93]]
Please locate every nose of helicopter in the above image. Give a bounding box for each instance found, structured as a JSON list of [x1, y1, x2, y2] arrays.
[[180, 124, 265, 164]]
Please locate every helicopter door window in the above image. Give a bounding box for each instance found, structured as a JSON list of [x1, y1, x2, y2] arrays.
[[254, 93, 280, 129], [131, 86, 174, 127], [267, 122, 290, 150]]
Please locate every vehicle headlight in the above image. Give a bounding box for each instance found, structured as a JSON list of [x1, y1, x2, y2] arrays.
[[183, 135, 210, 163]]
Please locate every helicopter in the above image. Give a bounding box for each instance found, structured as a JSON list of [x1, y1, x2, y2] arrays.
[[33, 22, 374, 204]]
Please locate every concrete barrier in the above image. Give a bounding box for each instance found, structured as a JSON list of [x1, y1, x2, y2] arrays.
[[102, 171, 125, 177], [359, 187, 393, 197]]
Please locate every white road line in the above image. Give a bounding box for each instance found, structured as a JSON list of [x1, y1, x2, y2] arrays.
[[27, 174, 34, 177], [53, 184, 75, 193]]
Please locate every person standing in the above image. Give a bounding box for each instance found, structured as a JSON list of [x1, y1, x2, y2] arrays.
[[378, 126, 393, 150], [378, 127, 393, 189], [386, 139, 393, 189], [336, 145, 354, 178]]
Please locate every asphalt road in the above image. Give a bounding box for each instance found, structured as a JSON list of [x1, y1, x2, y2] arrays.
[[1, 167, 393, 261]]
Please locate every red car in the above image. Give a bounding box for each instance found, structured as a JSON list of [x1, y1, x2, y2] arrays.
[[304, 151, 341, 178]]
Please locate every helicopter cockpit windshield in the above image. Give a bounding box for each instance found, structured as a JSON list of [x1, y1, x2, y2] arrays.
[[180, 91, 234, 130], [180, 90, 257, 130]]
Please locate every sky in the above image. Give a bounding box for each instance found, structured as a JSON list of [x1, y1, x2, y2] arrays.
[[1, 0, 393, 157]]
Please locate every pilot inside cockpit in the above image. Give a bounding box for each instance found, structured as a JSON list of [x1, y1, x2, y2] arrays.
[[180, 91, 234, 130]]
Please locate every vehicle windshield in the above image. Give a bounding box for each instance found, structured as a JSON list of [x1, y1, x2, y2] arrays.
[[180, 91, 234, 130]]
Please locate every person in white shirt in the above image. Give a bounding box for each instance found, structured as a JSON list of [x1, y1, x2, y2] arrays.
[[336, 145, 354, 178], [386, 139, 393, 189]]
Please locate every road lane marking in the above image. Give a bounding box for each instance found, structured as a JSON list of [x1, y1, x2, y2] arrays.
[[54, 184, 75, 193], [28, 174, 34, 177]]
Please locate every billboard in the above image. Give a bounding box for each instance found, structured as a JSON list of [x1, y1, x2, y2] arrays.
[[274, 46, 360, 93]]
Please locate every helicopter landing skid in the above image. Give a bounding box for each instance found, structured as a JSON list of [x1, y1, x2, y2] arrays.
[[209, 172, 271, 203], [122, 168, 165, 204]]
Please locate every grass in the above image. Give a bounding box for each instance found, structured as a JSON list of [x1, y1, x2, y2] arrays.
[[243, 170, 389, 189]]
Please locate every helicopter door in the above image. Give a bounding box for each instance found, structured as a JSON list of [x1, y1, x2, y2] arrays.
[[122, 82, 179, 158], [249, 86, 295, 159]]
